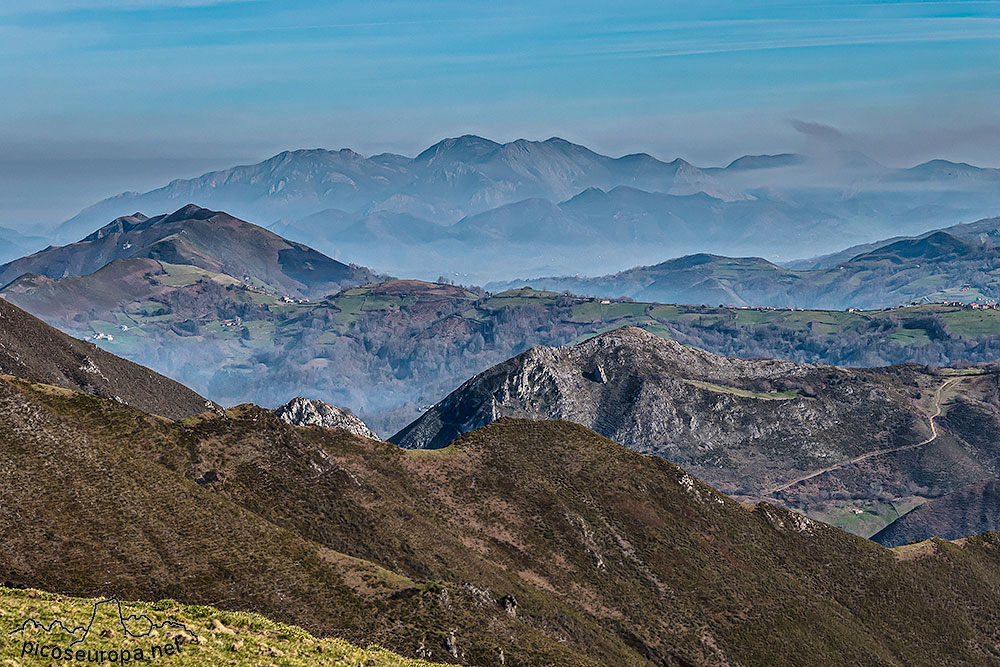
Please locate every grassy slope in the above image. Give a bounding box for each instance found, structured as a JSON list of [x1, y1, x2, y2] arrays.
[[9, 377, 1000, 665], [0, 297, 211, 419], [0, 587, 444, 667], [0, 376, 599, 667]]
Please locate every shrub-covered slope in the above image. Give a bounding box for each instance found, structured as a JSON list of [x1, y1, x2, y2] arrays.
[[4, 374, 1000, 664], [0, 296, 212, 419]]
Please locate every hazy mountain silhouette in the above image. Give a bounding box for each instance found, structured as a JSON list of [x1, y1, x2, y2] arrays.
[[45, 137, 1000, 282]]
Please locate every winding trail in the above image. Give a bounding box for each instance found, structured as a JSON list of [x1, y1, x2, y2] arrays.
[[766, 377, 960, 496]]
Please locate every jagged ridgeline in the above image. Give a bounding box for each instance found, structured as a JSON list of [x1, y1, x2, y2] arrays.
[[3, 308, 1000, 664]]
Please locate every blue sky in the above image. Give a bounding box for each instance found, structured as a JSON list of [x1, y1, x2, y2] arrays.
[[2, 0, 1000, 228]]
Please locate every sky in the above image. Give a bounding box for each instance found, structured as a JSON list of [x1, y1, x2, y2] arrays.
[[2, 0, 1000, 230]]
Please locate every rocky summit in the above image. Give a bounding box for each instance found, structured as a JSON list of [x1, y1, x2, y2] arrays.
[[274, 396, 379, 440], [392, 327, 1000, 535]]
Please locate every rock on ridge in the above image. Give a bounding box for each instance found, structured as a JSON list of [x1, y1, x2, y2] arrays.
[[274, 397, 378, 440]]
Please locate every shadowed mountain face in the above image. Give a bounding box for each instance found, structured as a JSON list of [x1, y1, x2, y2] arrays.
[[8, 369, 1000, 665], [0, 296, 212, 419], [0, 204, 380, 299], [489, 227, 1000, 309], [48, 137, 1000, 282], [392, 327, 1000, 529], [872, 479, 1000, 547]]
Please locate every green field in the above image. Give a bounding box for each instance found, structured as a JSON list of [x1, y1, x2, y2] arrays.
[[684, 379, 801, 400], [811, 497, 925, 538]]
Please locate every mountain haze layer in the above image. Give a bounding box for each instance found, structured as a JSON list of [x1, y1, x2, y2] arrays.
[[46, 137, 1000, 282]]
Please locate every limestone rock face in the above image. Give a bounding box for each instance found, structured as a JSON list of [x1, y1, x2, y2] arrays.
[[390, 326, 939, 501], [274, 397, 378, 440]]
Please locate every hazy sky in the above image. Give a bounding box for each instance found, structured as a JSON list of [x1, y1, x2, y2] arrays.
[[3, 0, 1000, 229]]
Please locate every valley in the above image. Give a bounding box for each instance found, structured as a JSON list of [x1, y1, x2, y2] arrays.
[[9, 259, 1000, 436], [9, 5, 1000, 665]]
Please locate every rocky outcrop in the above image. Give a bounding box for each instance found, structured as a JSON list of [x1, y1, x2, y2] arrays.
[[274, 397, 378, 440], [389, 327, 1000, 515]]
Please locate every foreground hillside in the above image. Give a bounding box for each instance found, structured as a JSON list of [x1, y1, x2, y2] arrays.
[[395, 327, 1000, 536], [0, 586, 443, 666], [0, 375, 588, 666], [5, 367, 1000, 663]]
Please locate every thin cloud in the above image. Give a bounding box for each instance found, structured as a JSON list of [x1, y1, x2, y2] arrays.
[[789, 120, 846, 144]]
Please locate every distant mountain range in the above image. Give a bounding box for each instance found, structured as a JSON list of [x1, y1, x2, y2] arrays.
[[489, 219, 1000, 310], [40, 136, 1000, 283], [0, 226, 47, 265]]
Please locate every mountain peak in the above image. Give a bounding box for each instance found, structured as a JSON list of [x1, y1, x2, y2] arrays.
[[0, 206, 380, 300], [161, 204, 221, 223], [415, 135, 501, 163], [273, 397, 378, 439], [725, 153, 806, 170], [851, 230, 979, 263]]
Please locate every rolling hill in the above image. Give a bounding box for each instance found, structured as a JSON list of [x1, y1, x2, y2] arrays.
[[0, 204, 380, 299], [489, 226, 1000, 310]]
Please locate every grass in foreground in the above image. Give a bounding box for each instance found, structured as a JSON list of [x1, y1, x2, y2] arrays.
[[0, 587, 445, 667]]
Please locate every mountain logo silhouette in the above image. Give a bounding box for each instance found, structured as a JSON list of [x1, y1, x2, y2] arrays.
[[10, 597, 196, 647]]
